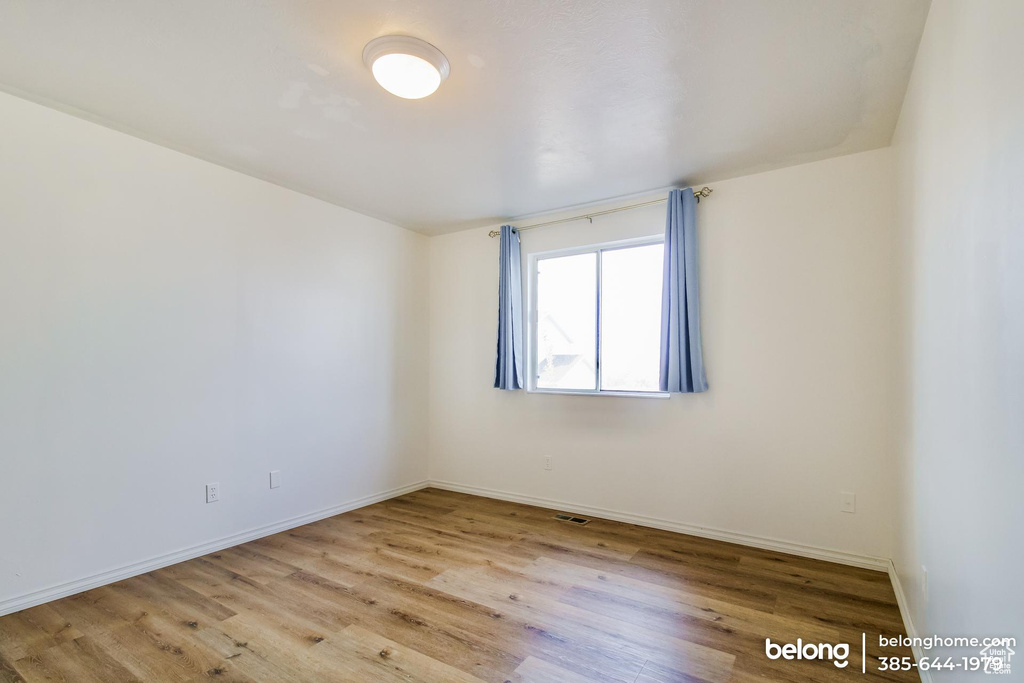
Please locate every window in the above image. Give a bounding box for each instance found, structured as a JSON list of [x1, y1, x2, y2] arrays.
[[529, 237, 665, 395]]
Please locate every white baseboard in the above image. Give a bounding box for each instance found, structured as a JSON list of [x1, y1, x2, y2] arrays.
[[0, 480, 430, 618], [430, 480, 940, 676], [887, 560, 929, 683], [428, 481, 937, 677], [4, 473, 920, 681], [426, 479, 891, 571]]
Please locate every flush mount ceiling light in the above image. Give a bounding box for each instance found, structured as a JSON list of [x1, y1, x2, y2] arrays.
[[362, 35, 450, 100]]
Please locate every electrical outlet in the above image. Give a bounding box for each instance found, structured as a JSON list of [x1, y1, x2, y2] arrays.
[[922, 566, 928, 603], [840, 492, 856, 513], [544, 455, 553, 471], [270, 470, 281, 489], [206, 482, 220, 503]]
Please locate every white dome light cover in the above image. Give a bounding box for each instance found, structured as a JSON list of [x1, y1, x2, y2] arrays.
[[362, 35, 450, 99]]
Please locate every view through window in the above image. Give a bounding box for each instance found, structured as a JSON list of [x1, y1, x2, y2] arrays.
[[533, 240, 664, 393]]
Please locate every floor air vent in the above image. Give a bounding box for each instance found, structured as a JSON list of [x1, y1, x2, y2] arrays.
[[554, 514, 590, 525]]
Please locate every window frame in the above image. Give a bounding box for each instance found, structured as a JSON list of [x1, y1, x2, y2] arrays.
[[526, 235, 669, 398]]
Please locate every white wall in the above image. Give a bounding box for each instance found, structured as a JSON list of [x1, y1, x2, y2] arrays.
[[428, 148, 899, 560], [892, 0, 1024, 647], [0, 91, 429, 611]]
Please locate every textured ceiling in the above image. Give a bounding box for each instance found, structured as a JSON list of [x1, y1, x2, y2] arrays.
[[0, 0, 929, 234]]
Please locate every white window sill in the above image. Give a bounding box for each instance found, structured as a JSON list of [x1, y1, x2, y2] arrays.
[[526, 388, 670, 399]]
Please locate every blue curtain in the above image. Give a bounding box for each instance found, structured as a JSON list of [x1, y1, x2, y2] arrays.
[[494, 225, 524, 390], [660, 189, 708, 393]]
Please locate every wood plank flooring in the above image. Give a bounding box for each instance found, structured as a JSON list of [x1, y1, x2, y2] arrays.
[[0, 488, 917, 682]]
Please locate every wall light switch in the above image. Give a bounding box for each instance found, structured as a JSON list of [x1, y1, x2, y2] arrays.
[[544, 456, 553, 471], [840, 491, 856, 513], [270, 470, 281, 489], [206, 483, 220, 504]]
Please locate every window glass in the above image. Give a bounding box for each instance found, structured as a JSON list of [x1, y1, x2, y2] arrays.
[[600, 243, 664, 391], [535, 252, 597, 390]]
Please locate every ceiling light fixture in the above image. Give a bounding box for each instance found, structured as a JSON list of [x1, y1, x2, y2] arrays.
[[362, 35, 450, 100]]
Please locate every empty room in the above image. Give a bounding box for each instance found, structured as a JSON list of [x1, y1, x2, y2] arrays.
[[1, 1, 1020, 681]]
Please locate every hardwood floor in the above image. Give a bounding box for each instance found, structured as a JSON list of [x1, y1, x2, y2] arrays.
[[0, 488, 916, 682]]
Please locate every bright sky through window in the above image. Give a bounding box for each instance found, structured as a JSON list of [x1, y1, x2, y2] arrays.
[[533, 241, 663, 393]]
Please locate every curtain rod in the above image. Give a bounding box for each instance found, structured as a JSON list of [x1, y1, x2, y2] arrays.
[[487, 187, 713, 238]]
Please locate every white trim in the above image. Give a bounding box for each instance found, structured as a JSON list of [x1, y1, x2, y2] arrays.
[[3, 473, 920, 683], [526, 388, 669, 399], [429, 481, 930, 679], [427, 480, 890, 571], [432, 479, 927, 678], [887, 560, 930, 683], [528, 234, 663, 262], [0, 480, 430, 617]]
